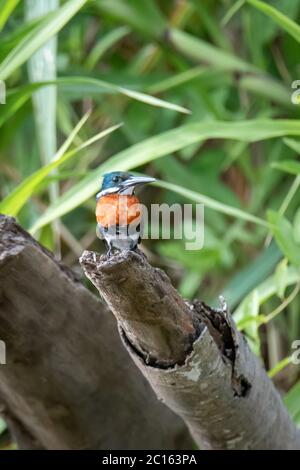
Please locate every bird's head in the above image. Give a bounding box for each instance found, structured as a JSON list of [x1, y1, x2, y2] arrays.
[[96, 171, 156, 199]]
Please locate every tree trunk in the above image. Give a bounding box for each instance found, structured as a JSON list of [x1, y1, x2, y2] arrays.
[[0, 215, 192, 450], [80, 249, 300, 450]]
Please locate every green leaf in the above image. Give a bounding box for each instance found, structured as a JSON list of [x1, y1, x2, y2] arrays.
[[154, 153, 240, 208], [147, 66, 212, 95], [0, 117, 122, 216], [6, 76, 191, 117], [25, 0, 58, 166], [168, 28, 256, 73], [155, 179, 267, 227], [234, 266, 300, 326], [96, 0, 166, 38], [30, 118, 300, 233], [0, 0, 20, 32], [247, 0, 300, 44], [237, 289, 261, 355], [85, 26, 130, 70], [0, 88, 32, 129], [272, 160, 300, 175], [117, 86, 190, 115], [158, 237, 227, 273], [222, 0, 246, 26], [275, 258, 288, 299], [267, 210, 300, 267], [221, 242, 282, 309], [25, 0, 59, 235], [179, 271, 202, 299], [293, 208, 300, 244], [239, 75, 292, 107], [0, 0, 88, 80], [268, 356, 292, 379], [284, 138, 300, 154], [284, 380, 300, 427], [0, 17, 48, 62], [234, 266, 300, 311], [0, 112, 90, 215]]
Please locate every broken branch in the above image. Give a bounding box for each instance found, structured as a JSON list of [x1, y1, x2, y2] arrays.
[[80, 249, 300, 450], [0, 215, 191, 450]]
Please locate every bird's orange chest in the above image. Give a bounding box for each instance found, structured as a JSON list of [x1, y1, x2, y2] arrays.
[[96, 194, 141, 227]]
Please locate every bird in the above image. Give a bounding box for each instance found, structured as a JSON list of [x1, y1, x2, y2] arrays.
[[95, 171, 156, 256]]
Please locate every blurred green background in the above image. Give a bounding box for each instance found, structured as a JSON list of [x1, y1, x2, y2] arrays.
[[1, 0, 300, 448]]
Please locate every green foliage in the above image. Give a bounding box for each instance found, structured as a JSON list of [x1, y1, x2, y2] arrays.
[[285, 380, 300, 427], [168, 28, 255, 72], [275, 258, 288, 300], [0, 0, 88, 80], [268, 356, 292, 379], [0, 0, 20, 32], [247, 0, 300, 44], [30, 118, 299, 233], [0, 116, 121, 215], [268, 210, 300, 267], [272, 160, 300, 175]]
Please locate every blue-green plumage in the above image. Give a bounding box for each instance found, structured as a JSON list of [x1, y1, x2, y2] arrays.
[[100, 171, 132, 193]]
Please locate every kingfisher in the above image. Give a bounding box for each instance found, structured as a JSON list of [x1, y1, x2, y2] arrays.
[[95, 171, 156, 255]]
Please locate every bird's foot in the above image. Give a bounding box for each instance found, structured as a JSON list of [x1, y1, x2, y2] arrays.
[[106, 246, 113, 258]]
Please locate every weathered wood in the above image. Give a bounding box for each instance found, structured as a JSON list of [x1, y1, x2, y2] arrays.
[[80, 249, 300, 450], [81, 248, 200, 368], [0, 215, 192, 450]]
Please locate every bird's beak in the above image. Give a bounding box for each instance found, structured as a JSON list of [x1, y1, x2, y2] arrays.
[[121, 175, 156, 189]]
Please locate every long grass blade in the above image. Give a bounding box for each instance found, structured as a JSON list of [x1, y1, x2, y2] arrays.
[[247, 0, 300, 44], [6, 76, 191, 116], [0, 0, 20, 32], [168, 28, 256, 73], [0, 0, 87, 80], [26, 0, 59, 250], [155, 180, 267, 227], [0, 115, 121, 216], [29, 119, 300, 232]]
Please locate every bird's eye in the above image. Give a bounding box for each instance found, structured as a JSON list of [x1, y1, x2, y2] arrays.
[[112, 176, 119, 183]]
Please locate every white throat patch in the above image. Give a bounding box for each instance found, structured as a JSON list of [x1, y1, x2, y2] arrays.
[[96, 186, 134, 199]]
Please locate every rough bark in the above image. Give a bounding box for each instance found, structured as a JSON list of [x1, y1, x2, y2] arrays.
[[0, 215, 192, 450], [80, 249, 300, 450]]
